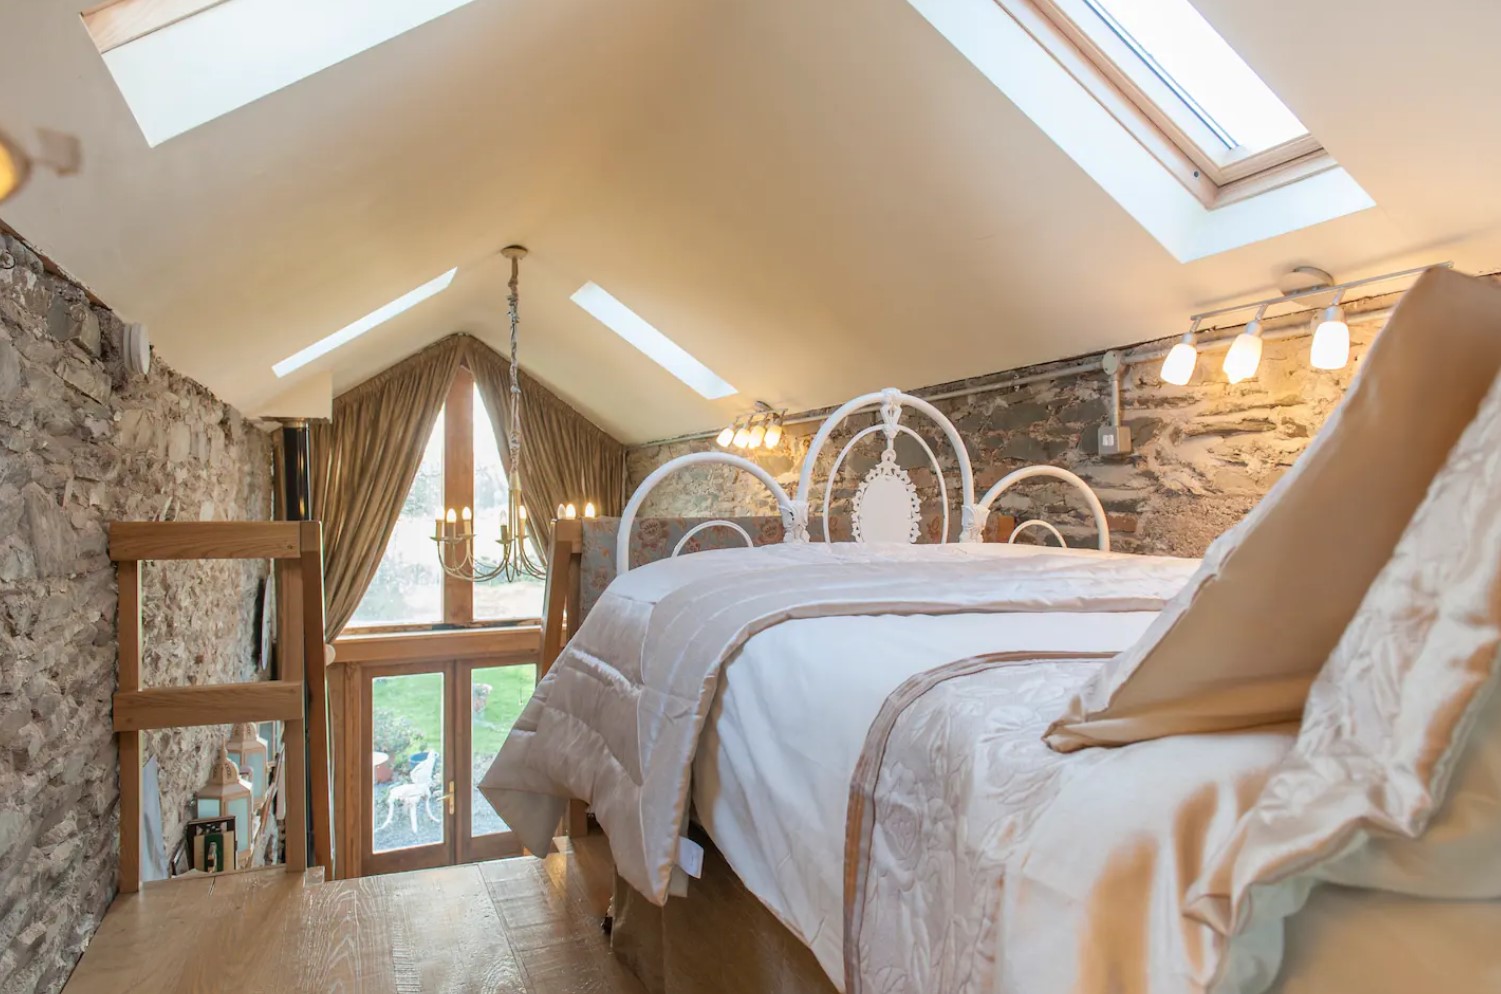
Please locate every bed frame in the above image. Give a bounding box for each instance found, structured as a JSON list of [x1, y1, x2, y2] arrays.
[[535, 388, 1118, 984], [539, 388, 1111, 836], [617, 387, 1110, 575]]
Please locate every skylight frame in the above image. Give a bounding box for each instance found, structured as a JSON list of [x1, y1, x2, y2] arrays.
[[571, 283, 738, 400], [85, 0, 483, 147], [997, 0, 1331, 206], [272, 267, 457, 378], [82, 0, 231, 54]]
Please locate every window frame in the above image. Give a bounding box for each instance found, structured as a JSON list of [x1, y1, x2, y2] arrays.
[[995, 0, 1333, 207], [82, 0, 230, 53], [345, 363, 542, 635]]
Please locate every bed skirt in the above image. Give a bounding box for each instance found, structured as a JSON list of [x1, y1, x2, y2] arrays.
[[610, 827, 839, 994]]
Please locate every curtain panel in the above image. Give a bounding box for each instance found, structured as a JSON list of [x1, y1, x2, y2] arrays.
[[464, 337, 626, 554], [310, 336, 466, 638], [312, 333, 626, 638]]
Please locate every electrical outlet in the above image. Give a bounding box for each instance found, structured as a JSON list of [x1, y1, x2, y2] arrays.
[[1098, 423, 1132, 456]]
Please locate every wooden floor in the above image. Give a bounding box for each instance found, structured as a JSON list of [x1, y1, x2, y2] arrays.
[[63, 837, 647, 994]]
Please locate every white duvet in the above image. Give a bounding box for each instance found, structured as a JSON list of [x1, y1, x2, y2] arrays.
[[481, 541, 1195, 905], [697, 594, 1501, 994], [694, 609, 1158, 986]]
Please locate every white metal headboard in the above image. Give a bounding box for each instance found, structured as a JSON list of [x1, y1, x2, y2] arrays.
[[975, 465, 1110, 551], [616, 452, 797, 576], [795, 388, 982, 545], [613, 388, 1113, 577]]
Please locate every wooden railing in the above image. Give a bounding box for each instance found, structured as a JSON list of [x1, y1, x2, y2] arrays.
[[112, 520, 333, 891]]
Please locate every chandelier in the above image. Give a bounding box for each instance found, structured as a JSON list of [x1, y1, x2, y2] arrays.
[[431, 245, 549, 583]]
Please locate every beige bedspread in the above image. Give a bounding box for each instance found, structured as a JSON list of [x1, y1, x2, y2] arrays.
[[479, 542, 1197, 905], [845, 656, 1295, 994]]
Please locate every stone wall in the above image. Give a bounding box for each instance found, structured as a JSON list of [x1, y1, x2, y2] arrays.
[[627, 305, 1392, 557], [0, 233, 272, 994]]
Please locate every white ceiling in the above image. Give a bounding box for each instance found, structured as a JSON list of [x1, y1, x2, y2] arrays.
[[3, 0, 1500, 443]]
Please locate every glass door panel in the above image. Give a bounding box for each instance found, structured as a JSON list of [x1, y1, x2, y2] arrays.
[[361, 665, 455, 874], [458, 661, 533, 861]]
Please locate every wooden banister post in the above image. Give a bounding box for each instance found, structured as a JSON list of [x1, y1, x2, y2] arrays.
[[116, 559, 142, 894], [299, 521, 333, 876]]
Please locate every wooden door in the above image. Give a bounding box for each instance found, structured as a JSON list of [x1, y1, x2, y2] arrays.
[[356, 655, 533, 875], [359, 661, 457, 875], [456, 659, 529, 863]]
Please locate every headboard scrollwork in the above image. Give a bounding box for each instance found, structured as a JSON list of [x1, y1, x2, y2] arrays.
[[797, 388, 981, 545], [616, 452, 796, 576]]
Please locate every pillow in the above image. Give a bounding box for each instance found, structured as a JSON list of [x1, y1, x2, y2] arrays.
[[1046, 268, 1501, 751], [1182, 362, 1501, 994]]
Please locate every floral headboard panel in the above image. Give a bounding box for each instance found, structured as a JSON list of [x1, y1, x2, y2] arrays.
[[578, 511, 1015, 622]]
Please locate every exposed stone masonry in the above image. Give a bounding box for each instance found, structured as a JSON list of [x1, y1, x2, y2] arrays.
[[0, 233, 272, 994], [628, 311, 1388, 556]]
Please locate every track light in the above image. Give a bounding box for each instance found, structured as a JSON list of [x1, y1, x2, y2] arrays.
[[1159, 319, 1200, 386], [1223, 305, 1267, 384], [720, 404, 787, 449], [763, 416, 783, 448], [1310, 295, 1349, 370]]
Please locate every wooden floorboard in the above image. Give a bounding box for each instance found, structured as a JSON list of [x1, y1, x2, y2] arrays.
[[62, 839, 644, 994]]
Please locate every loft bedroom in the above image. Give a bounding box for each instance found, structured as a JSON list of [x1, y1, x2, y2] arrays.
[[3, 1, 1501, 993]]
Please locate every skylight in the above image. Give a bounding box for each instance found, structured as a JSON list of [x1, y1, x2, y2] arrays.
[[571, 283, 737, 400], [907, 0, 1373, 260], [273, 268, 457, 377], [85, 0, 481, 147], [1079, 0, 1306, 157]]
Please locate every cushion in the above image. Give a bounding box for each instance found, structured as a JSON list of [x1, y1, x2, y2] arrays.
[[1183, 364, 1501, 994], [1046, 268, 1501, 751]]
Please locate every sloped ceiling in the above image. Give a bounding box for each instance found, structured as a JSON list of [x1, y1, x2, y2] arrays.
[[3, 0, 1501, 443]]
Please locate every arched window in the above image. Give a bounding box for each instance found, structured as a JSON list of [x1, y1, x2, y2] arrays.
[[350, 366, 545, 628]]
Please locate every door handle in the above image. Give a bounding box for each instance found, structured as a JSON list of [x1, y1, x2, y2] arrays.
[[435, 780, 456, 817]]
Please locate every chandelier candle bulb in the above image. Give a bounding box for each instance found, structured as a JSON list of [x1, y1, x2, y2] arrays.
[[763, 419, 783, 448], [716, 424, 736, 447], [584, 502, 597, 518], [748, 423, 765, 448], [565, 503, 578, 519], [733, 425, 751, 448]]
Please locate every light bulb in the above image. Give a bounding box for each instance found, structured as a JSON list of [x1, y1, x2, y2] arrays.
[[748, 424, 765, 448], [460, 506, 472, 522], [733, 427, 750, 448], [584, 502, 597, 518], [1223, 314, 1265, 384], [445, 508, 457, 524], [1310, 304, 1349, 370], [763, 420, 783, 448], [564, 503, 578, 519], [0, 131, 29, 206], [517, 504, 527, 520], [716, 424, 736, 447], [557, 503, 565, 518], [1160, 338, 1198, 386]]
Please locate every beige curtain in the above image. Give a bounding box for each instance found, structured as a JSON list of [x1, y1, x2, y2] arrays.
[[311, 333, 625, 637], [464, 335, 626, 555], [311, 336, 466, 638]]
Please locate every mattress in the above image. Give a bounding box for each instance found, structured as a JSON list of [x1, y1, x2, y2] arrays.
[[692, 609, 1158, 988]]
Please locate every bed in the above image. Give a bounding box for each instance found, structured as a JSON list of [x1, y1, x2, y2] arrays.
[[482, 284, 1501, 994]]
